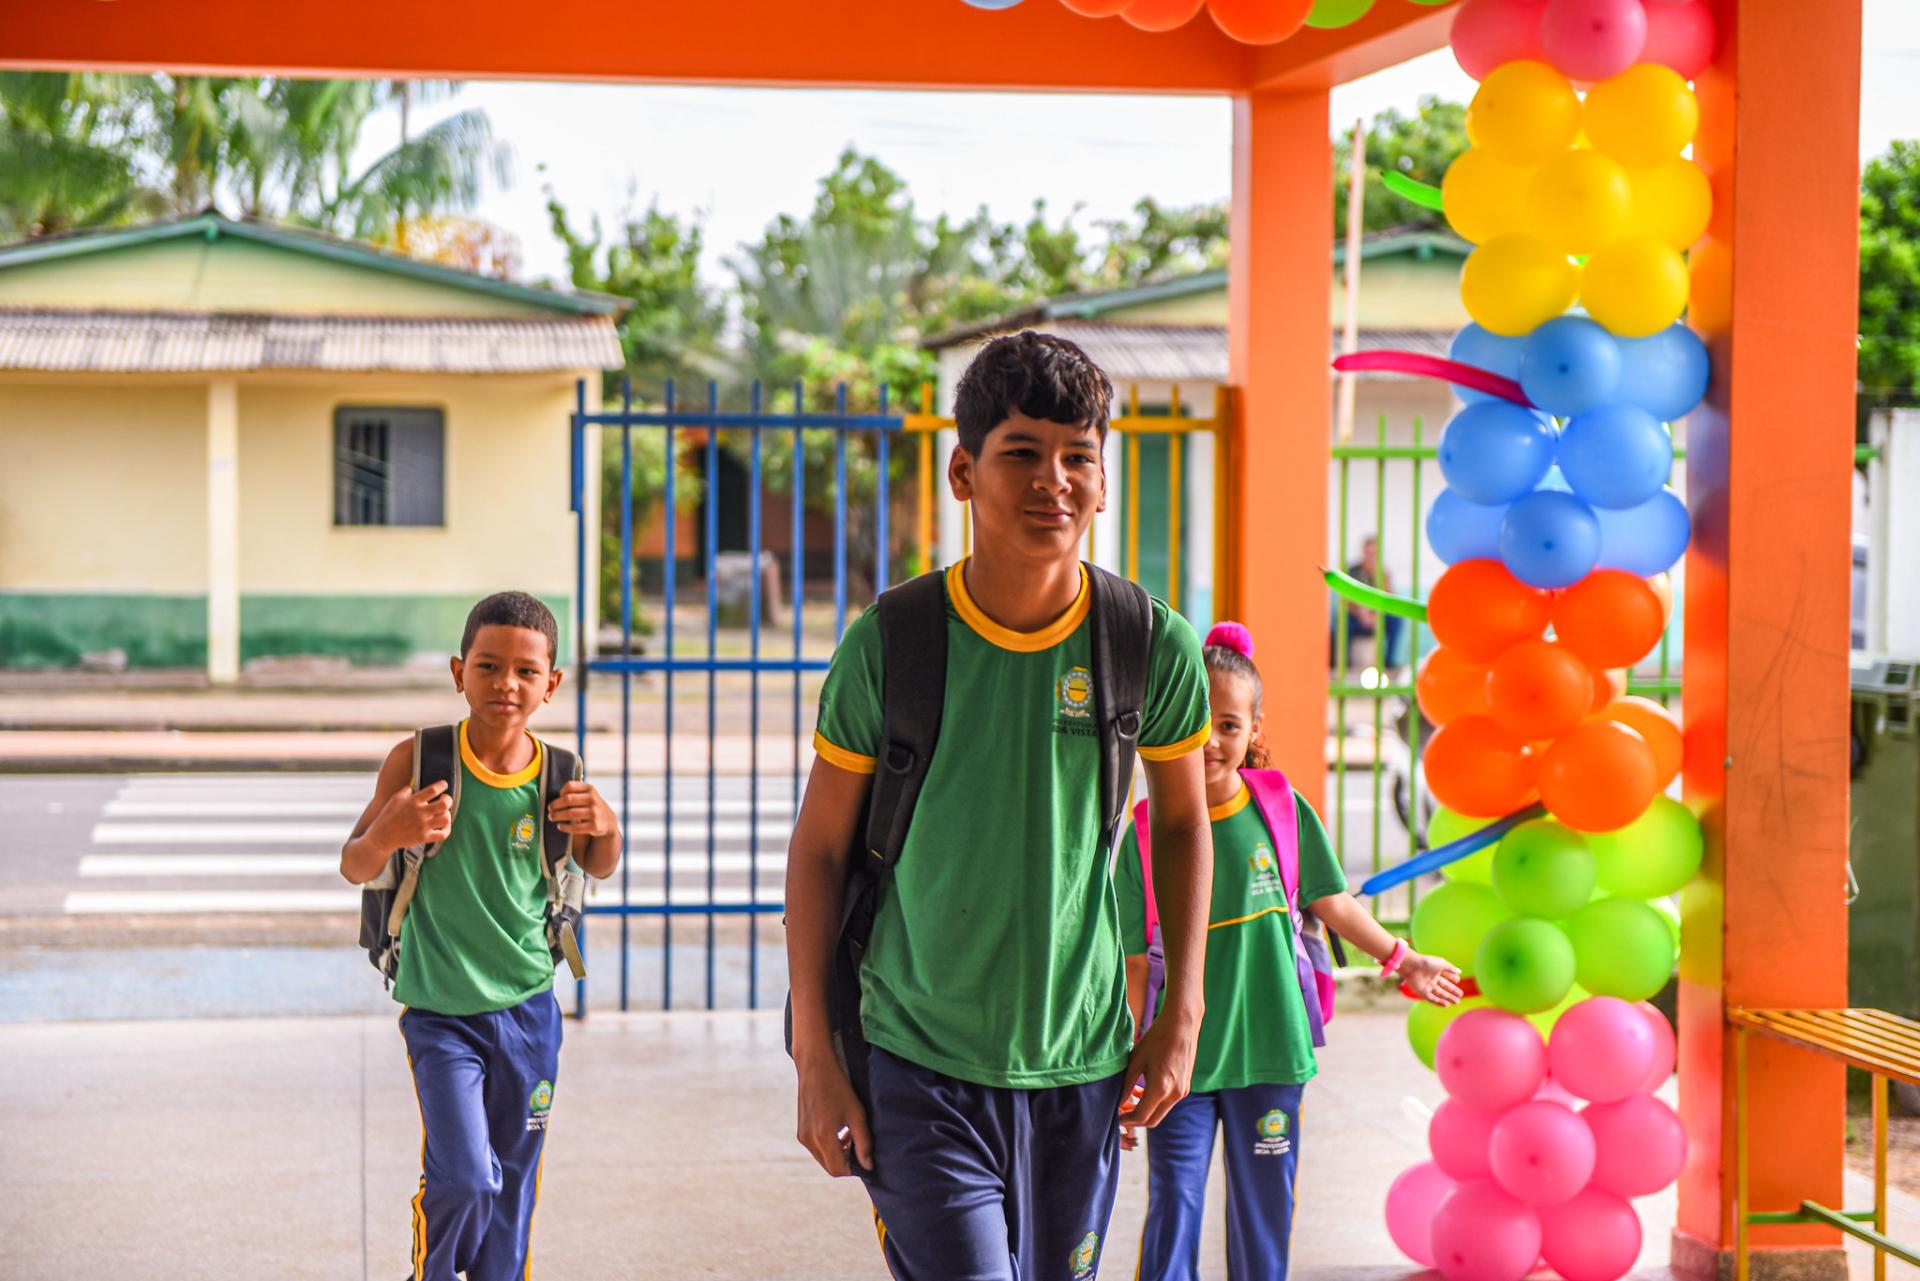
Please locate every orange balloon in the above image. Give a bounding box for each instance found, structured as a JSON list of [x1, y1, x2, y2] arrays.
[[1417, 647, 1492, 726], [1122, 0, 1206, 29], [1424, 715, 1539, 818], [1427, 559, 1555, 662], [1590, 666, 1627, 712], [1486, 639, 1595, 741], [1603, 695, 1683, 789], [1207, 0, 1313, 43], [1061, 0, 1133, 12], [1552, 570, 1666, 669], [1538, 720, 1659, 833]]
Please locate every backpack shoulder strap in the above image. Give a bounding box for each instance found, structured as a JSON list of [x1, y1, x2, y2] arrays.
[[866, 571, 948, 868], [1087, 564, 1153, 846], [1131, 797, 1158, 945], [418, 723, 461, 850], [537, 740, 583, 875], [1242, 767, 1301, 907]]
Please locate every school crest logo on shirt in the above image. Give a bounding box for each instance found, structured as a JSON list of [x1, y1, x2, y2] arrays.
[[1249, 842, 1283, 899], [510, 813, 537, 855], [1057, 667, 1094, 719], [1070, 1231, 1100, 1279], [527, 1079, 554, 1131], [1254, 1108, 1292, 1157]]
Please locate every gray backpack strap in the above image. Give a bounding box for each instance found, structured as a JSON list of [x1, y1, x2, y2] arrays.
[[538, 740, 588, 980], [1087, 565, 1154, 849], [387, 725, 459, 937]]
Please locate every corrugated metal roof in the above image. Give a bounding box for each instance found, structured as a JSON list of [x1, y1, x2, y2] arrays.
[[0, 309, 624, 373], [981, 321, 1453, 386]]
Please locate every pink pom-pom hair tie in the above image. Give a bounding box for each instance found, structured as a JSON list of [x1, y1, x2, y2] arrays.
[[1205, 621, 1255, 658]]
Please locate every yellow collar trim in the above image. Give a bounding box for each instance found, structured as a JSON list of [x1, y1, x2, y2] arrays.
[[459, 719, 542, 789], [945, 558, 1091, 653], [1209, 784, 1251, 823]]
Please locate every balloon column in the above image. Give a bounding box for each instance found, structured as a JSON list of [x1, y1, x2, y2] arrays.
[[1376, 3, 1716, 1278], [980, 0, 1449, 40]]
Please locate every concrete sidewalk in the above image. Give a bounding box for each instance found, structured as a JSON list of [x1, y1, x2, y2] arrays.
[[0, 1006, 1746, 1281]]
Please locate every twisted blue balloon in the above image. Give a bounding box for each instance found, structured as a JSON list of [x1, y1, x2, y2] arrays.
[[1357, 804, 1547, 896]]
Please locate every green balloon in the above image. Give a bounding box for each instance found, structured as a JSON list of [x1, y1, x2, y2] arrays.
[[1565, 897, 1678, 1001], [1411, 880, 1513, 977], [1432, 808, 1497, 885], [1649, 896, 1682, 952], [1475, 918, 1577, 1014], [1526, 983, 1589, 1040], [1409, 994, 1487, 1070], [1492, 820, 1597, 919], [1305, 0, 1377, 28], [1589, 797, 1704, 899]]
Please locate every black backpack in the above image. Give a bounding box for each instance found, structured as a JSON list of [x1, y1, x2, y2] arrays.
[[359, 724, 589, 988], [784, 563, 1155, 1116]]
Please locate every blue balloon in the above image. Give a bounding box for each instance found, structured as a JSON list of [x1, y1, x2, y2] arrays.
[[1449, 324, 1526, 405], [1540, 464, 1572, 492], [1436, 402, 1557, 506], [1499, 490, 1602, 589], [1520, 316, 1623, 419], [1618, 324, 1711, 423], [1428, 488, 1509, 564], [1595, 490, 1691, 576], [1557, 404, 1674, 510]]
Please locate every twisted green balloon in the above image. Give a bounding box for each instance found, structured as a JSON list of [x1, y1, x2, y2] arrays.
[[1381, 170, 1445, 212], [1325, 566, 1428, 622]]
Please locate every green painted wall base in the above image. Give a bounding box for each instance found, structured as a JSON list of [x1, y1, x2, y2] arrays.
[[0, 592, 571, 670]]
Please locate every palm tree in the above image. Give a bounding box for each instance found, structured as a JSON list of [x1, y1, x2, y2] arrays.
[[0, 71, 161, 239]]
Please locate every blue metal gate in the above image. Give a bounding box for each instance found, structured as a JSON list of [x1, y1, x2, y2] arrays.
[[569, 378, 902, 1013]]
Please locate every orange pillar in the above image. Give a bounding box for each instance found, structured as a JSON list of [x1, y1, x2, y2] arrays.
[[1227, 88, 1333, 810], [1676, 1, 1861, 1276]]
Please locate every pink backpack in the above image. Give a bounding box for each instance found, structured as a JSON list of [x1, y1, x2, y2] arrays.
[[1131, 768, 1338, 1046]]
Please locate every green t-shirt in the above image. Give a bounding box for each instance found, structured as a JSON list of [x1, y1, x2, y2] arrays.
[[814, 560, 1210, 1089], [1116, 783, 1347, 1091], [392, 721, 557, 1017]]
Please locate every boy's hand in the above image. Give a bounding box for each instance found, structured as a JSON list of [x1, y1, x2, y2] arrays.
[[795, 1058, 873, 1178], [370, 781, 453, 850], [1120, 1007, 1197, 1130], [1398, 951, 1465, 1006], [548, 781, 614, 838]]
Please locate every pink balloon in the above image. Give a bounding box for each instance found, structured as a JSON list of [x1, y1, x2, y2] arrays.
[[1432, 1098, 1501, 1180], [1541, 0, 1648, 83], [1640, 0, 1713, 79], [1549, 997, 1658, 1103], [1636, 1001, 1676, 1094], [1449, 0, 1547, 81], [1583, 1093, 1687, 1195], [1387, 1160, 1459, 1267], [1432, 1179, 1545, 1281], [1540, 1187, 1644, 1281], [1489, 1100, 1597, 1206], [1438, 1008, 1549, 1113]]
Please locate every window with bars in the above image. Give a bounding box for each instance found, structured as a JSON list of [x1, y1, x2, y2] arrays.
[[333, 406, 445, 527]]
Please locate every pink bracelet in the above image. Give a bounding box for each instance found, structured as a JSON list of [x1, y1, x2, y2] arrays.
[[1380, 938, 1409, 977]]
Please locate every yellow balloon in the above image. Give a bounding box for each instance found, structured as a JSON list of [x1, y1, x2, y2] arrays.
[[1462, 234, 1581, 337], [1528, 150, 1633, 256], [1584, 65, 1700, 170], [1629, 159, 1713, 251], [1580, 235, 1691, 338], [1443, 148, 1536, 245], [1467, 60, 1582, 166]]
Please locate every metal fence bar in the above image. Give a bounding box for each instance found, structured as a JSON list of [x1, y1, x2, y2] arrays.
[[877, 384, 891, 592], [662, 378, 678, 1009], [748, 381, 764, 1009], [704, 381, 721, 1010], [792, 382, 805, 830], [834, 384, 849, 643], [570, 380, 589, 1019], [619, 377, 635, 1013]]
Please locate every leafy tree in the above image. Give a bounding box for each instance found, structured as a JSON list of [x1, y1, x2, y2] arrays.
[[1860, 141, 1920, 409], [1333, 95, 1468, 235], [0, 72, 160, 238]]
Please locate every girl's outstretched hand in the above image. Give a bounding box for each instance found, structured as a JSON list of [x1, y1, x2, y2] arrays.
[[1398, 951, 1465, 1006]]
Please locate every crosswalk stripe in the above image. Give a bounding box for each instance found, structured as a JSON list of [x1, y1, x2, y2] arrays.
[[79, 854, 344, 877], [91, 822, 350, 845], [64, 884, 781, 914], [104, 798, 800, 820]]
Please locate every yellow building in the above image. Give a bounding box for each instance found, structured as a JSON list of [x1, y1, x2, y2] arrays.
[[0, 212, 621, 678]]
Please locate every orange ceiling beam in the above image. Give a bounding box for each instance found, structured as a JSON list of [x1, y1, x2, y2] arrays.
[[1250, 2, 1454, 91]]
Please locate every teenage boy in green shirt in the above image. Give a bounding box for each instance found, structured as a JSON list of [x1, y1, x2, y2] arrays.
[[785, 332, 1214, 1281]]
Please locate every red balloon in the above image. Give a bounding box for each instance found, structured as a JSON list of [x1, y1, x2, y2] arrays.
[[1641, 0, 1715, 79], [1417, 647, 1493, 726], [1486, 640, 1595, 741], [1552, 569, 1665, 669], [1060, 0, 1134, 12], [1207, 0, 1314, 43], [1121, 0, 1207, 29], [1449, 0, 1548, 81], [1538, 720, 1658, 833], [1426, 715, 1539, 818], [1428, 559, 1554, 662]]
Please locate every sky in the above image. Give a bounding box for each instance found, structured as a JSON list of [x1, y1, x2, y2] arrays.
[[356, 0, 1920, 289]]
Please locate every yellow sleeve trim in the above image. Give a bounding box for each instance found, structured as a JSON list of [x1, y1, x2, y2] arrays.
[[812, 731, 877, 775], [1138, 725, 1210, 763]]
